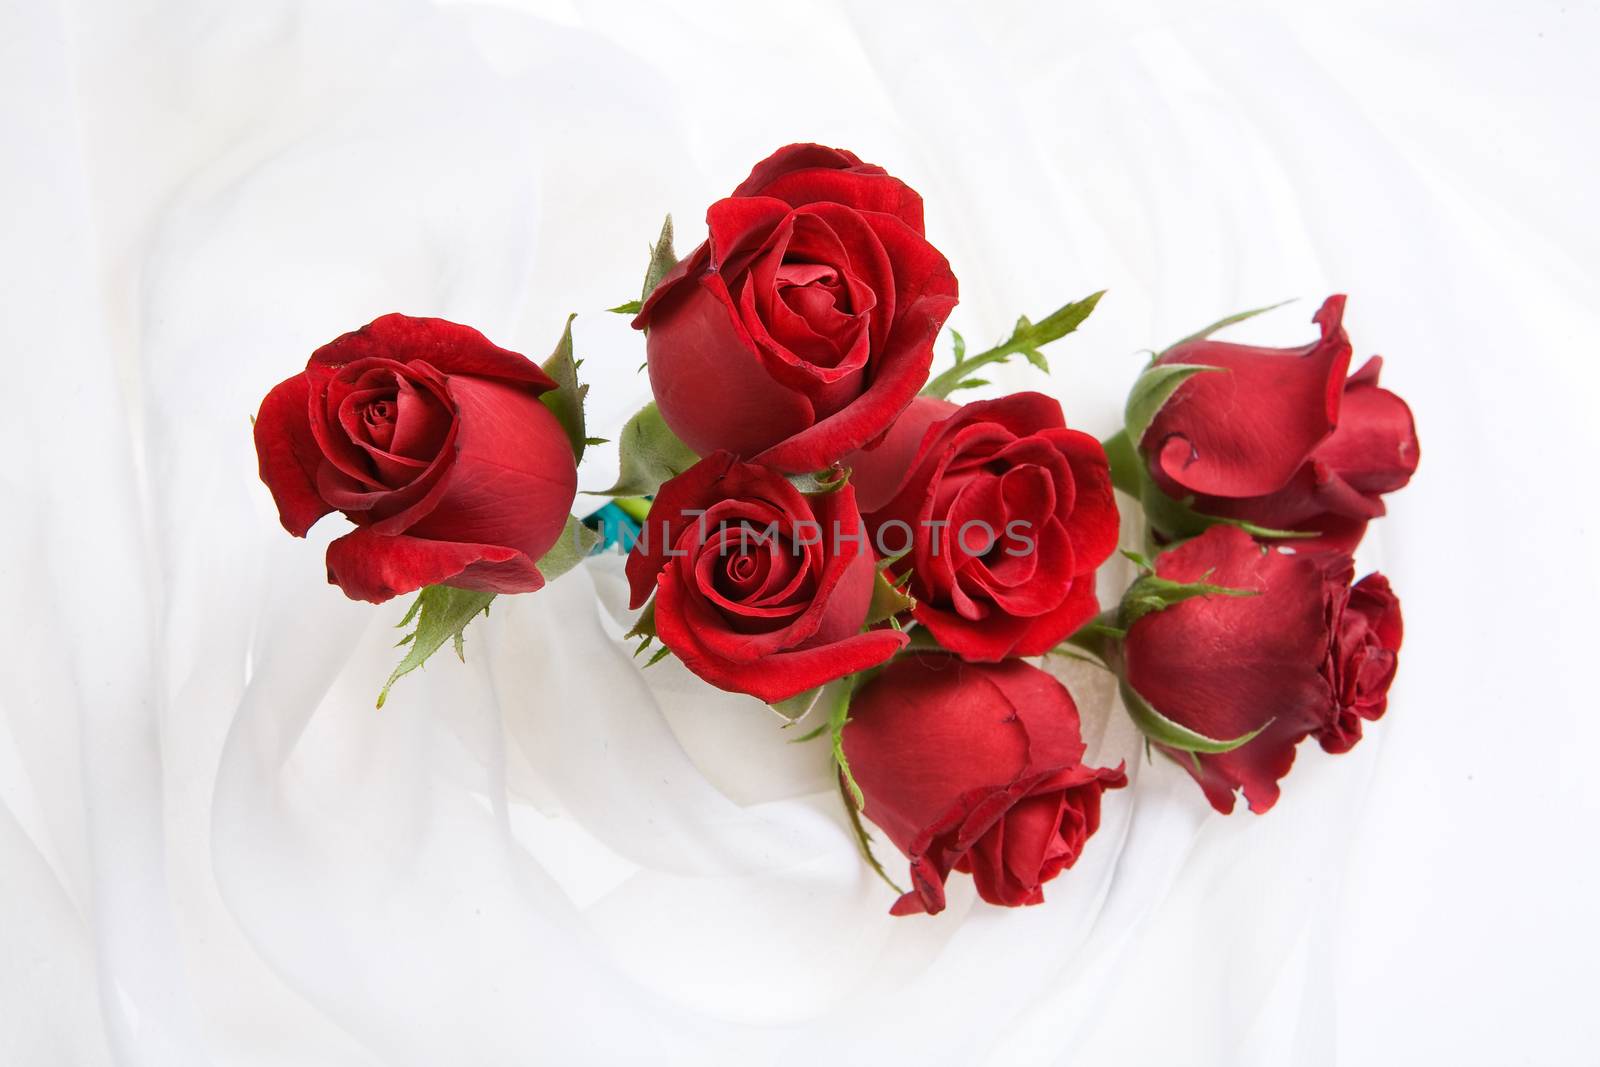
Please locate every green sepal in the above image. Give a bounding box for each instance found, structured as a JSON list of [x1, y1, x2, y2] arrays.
[[865, 566, 914, 627], [950, 329, 966, 363], [1124, 362, 1223, 449], [608, 300, 642, 316], [594, 401, 699, 497], [378, 586, 495, 708], [785, 467, 849, 495], [537, 314, 589, 462], [535, 514, 600, 583], [1118, 570, 1257, 628], [640, 215, 677, 308], [922, 290, 1104, 399], [1119, 679, 1269, 754], [626, 598, 657, 642], [1160, 298, 1294, 355], [1139, 477, 1318, 542], [770, 686, 823, 723]]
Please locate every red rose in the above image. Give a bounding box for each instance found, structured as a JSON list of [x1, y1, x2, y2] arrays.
[[850, 393, 1118, 661], [635, 144, 958, 472], [842, 654, 1126, 915], [1121, 525, 1403, 814], [625, 452, 907, 703], [1140, 295, 1419, 551], [254, 314, 578, 603]]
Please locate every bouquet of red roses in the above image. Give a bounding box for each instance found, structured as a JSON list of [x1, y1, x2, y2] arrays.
[[253, 144, 1417, 916]]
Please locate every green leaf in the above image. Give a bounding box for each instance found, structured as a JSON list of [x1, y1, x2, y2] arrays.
[[535, 514, 600, 583], [865, 566, 914, 626], [608, 299, 643, 316], [838, 773, 905, 895], [922, 289, 1104, 399], [1119, 680, 1269, 754], [594, 401, 700, 497], [641, 215, 677, 307], [1161, 298, 1295, 354], [584, 436, 609, 447], [1118, 571, 1257, 628], [378, 586, 496, 708], [951, 329, 966, 363], [1123, 362, 1223, 448], [537, 314, 588, 462]]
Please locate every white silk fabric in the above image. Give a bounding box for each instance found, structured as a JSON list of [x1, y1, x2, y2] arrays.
[[3, 0, 1597, 1064]]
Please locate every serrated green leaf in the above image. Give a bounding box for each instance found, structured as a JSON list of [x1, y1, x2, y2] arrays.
[[1124, 362, 1223, 448], [839, 773, 905, 895], [537, 314, 588, 462], [594, 401, 700, 497], [1119, 680, 1269, 754], [1015, 290, 1104, 348], [608, 300, 643, 316], [535, 514, 600, 583], [865, 567, 914, 626], [378, 586, 495, 708], [1162, 298, 1295, 354], [922, 290, 1103, 399]]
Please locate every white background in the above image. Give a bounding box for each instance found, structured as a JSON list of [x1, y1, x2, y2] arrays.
[[3, 0, 1597, 1064]]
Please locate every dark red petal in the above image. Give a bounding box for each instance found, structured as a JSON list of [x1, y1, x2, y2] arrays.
[[254, 372, 333, 537], [324, 528, 543, 604], [754, 213, 957, 473], [401, 377, 577, 564], [308, 314, 556, 393], [843, 395, 958, 513], [1148, 295, 1352, 498], [644, 276, 815, 460], [731, 143, 925, 233]]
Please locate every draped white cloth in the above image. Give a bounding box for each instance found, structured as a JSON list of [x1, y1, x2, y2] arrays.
[[4, 0, 1597, 1063]]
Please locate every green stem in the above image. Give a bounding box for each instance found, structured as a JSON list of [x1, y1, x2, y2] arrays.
[[921, 338, 1029, 399]]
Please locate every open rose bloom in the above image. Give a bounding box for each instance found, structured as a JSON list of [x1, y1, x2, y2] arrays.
[[254, 314, 578, 603], [636, 144, 958, 471], [849, 393, 1118, 660], [625, 452, 907, 703]]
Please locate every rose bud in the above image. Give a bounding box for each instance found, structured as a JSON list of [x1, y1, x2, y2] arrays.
[[1134, 295, 1418, 552], [625, 452, 907, 703], [849, 392, 1118, 661], [841, 654, 1127, 915], [635, 144, 958, 472], [253, 314, 578, 603], [1119, 525, 1403, 814]]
